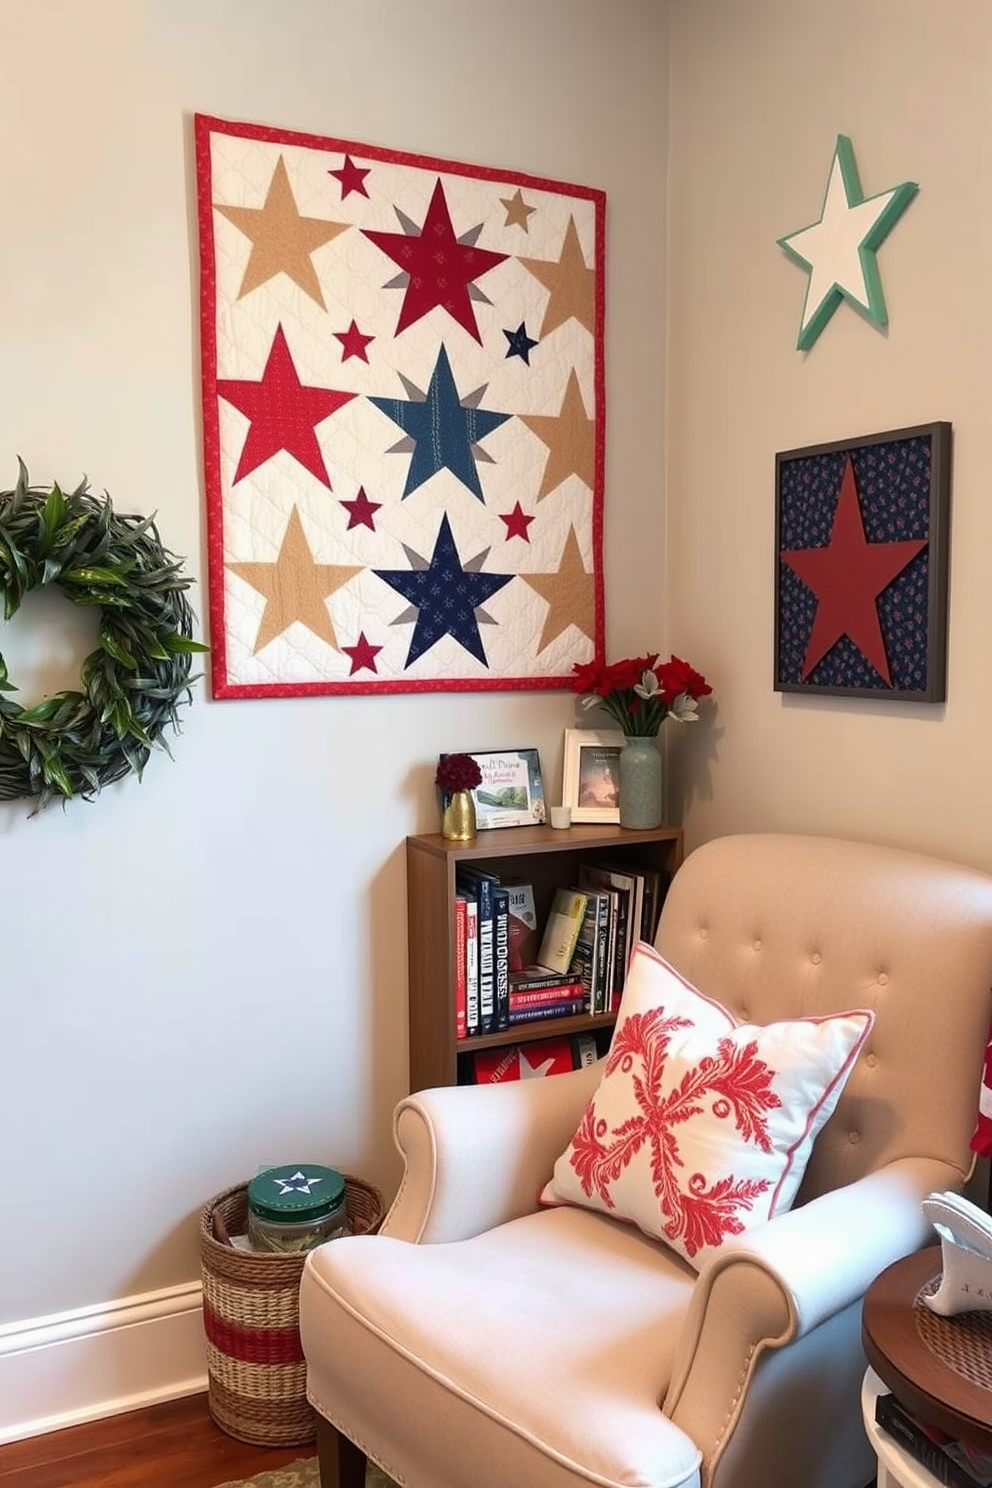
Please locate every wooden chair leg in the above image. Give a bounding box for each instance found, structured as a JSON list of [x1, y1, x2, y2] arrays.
[[315, 1413, 368, 1488]]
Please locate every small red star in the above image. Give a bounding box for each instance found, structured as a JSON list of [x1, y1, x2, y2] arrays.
[[342, 632, 382, 675], [363, 178, 508, 342], [780, 455, 927, 685], [499, 502, 535, 542], [328, 154, 370, 199], [333, 319, 375, 363], [340, 487, 382, 531], [217, 323, 356, 487]]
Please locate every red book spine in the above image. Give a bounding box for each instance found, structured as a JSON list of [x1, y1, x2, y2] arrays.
[[454, 895, 467, 1040], [509, 981, 584, 1009]]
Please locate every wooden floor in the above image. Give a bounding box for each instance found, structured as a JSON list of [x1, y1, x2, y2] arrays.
[[0, 1392, 313, 1488]]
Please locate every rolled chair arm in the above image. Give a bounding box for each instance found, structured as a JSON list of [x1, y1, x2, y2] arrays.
[[664, 1156, 961, 1452], [382, 1061, 601, 1243]]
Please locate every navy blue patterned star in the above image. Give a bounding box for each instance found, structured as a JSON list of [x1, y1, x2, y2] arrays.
[[375, 513, 512, 667], [369, 345, 510, 501], [503, 321, 538, 364]]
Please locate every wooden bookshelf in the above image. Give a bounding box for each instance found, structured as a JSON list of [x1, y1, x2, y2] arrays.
[[406, 823, 684, 1091]]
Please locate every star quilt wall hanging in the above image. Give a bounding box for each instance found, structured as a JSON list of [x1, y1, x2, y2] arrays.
[[777, 134, 918, 352], [774, 422, 951, 702], [194, 115, 606, 698]]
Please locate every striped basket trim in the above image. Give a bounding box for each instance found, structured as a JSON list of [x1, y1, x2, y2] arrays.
[[205, 1340, 308, 1399], [208, 1374, 315, 1448], [203, 1299, 304, 1365], [202, 1269, 301, 1327]]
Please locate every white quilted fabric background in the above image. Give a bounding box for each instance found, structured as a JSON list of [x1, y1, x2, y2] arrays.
[[196, 114, 604, 697]]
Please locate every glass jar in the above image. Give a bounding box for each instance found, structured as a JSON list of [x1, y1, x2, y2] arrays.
[[246, 1164, 350, 1253]]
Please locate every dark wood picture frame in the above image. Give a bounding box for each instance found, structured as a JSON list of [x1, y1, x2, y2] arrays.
[[774, 422, 951, 702]]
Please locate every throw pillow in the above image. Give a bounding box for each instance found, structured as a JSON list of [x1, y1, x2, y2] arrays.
[[540, 942, 874, 1268]]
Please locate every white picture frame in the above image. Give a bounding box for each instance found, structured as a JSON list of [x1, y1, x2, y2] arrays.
[[562, 728, 625, 823]]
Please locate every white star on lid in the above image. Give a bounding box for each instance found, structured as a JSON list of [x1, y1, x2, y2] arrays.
[[778, 135, 918, 351], [274, 1170, 324, 1195]]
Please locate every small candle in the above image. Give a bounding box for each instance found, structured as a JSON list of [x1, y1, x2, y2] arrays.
[[550, 805, 572, 829]]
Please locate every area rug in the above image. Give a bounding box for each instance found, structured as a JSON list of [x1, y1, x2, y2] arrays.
[[216, 1459, 395, 1488]]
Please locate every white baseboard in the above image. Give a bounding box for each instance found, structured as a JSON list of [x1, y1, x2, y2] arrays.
[[0, 1281, 208, 1444]]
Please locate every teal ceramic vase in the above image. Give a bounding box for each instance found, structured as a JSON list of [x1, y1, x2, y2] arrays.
[[618, 734, 662, 829]]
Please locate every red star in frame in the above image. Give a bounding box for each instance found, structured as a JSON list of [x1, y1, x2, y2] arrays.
[[340, 487, 381, 532], [217, 324, 356, 487], [362, 178, 508, 342], [328, 154, 370, 199], [499, 502, 535, 542], [333, 319, 375, 363], [780, 455, 927, 685], [341, 632, 382, 675]]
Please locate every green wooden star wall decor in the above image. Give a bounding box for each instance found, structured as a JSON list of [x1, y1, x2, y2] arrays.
[[778, 135, 918, 351]]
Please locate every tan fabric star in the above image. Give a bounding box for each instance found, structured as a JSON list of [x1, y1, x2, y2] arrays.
[[216, 156, 348, 308], [519, 370, 595, 500], [228, 506, 361, 653], [519, 215, 596, 336], [500, 187, 536, 231], [520, 526, 595, 653]]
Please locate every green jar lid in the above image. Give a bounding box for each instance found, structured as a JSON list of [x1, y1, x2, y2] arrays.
[[247, 1164, 346, 1224]]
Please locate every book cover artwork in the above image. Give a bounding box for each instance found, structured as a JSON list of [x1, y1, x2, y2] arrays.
[[470, 748, 546, 829]]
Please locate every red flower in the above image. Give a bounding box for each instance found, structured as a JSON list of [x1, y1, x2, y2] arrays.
[[657, 655, 712, 705], [435, 753, 482, 792], [570, 650, 712, 735]]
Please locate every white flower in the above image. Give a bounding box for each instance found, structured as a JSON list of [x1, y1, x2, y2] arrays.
[[669, 693, 700, 723], [633, 670, 660, 701]]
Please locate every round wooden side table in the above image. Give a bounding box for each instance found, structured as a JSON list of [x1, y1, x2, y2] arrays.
[[861, 1244, 992, 1486]]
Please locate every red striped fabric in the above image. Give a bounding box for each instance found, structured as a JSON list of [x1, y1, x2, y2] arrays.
[[203, 1300, 304, 1365]]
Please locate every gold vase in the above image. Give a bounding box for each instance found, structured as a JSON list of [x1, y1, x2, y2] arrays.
[[441, 790, 477, 841]]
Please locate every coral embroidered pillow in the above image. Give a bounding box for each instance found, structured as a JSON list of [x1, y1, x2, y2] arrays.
[[541, 943, 874, 1269]]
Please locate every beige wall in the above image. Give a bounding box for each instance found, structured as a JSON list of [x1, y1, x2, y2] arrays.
[[0, 0, 668, 1324], [667, 0, 992, 867]]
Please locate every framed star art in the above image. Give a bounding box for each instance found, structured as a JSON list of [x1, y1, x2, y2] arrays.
[[194, 115, 605, 698], [774, 423, 951, 702]]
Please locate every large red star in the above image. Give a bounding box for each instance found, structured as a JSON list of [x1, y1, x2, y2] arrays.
[[780, 455, 927, 685], [362, 179, 508, 342], [340, 487, 381, 531], [341, 631, 382, 675], [499, 502, 535, 542], [328, 154, 370, 200], [218, 324, 356, 487], [333, 319, 375, 363]]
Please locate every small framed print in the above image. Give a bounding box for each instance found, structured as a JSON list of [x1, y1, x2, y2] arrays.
[[775, 422, 951, 701], [562, 728, 624, 823], [440, 748, 546, 830]]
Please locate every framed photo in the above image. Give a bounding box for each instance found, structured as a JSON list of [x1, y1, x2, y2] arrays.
[[441, 748, 546, 830], [775, 422, 951, 701], [562, 728, 624, 823]]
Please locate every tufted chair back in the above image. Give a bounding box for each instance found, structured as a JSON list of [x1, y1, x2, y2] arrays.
[[656, 832, 992, 1205]]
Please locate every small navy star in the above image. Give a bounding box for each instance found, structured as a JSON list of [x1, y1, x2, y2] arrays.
[[375, 513, 512, 667], [503, 322, 538, 365], [274, 1170, 324, 1195]]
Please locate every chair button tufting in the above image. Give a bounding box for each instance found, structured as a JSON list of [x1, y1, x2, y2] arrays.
[[866, 1054, 878, 1068], [877, 972, 889, 986], [699, 927, 708, 939], [849, 1131, 860, 1144], [811, 952, 822, 965], [752, 938, 762, 952]]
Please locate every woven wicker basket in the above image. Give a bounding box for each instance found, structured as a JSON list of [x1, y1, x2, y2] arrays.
[[200, 1174, 384, 1446]]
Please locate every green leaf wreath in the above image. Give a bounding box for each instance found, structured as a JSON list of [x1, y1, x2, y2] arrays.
[[0, 461, 208, 808]]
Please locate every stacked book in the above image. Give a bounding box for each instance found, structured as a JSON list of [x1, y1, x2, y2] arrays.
[[875, 1390, 992, 1486], [452, 860, 670, 1037]]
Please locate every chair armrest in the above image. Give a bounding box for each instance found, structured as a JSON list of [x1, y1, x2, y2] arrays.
[[664, 1156, 960, 1443], [381, 1061, 601, 1243]]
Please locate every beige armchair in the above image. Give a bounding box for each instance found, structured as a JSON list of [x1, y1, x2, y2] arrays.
[[300, 833, 992, 1488]]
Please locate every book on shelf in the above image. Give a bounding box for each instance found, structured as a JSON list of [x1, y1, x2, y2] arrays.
[[510, 964, 582, 992], [471, 1037, 576, 1084], [874, 1391, 990, 1487], [509, 980, 585, 1009], [508, 997, 586, 1025], [454, 894, 468, 1040], [567, 888, 604, 1014], [578, 864, 637, 1007], [465, 896, 479, 1036], [503, 880, 538, 971], [455, 866, 499, 1034], [492, 884, 510, 1031], [535, 886, 589, 975], [572, 1032, 600, 1068]]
